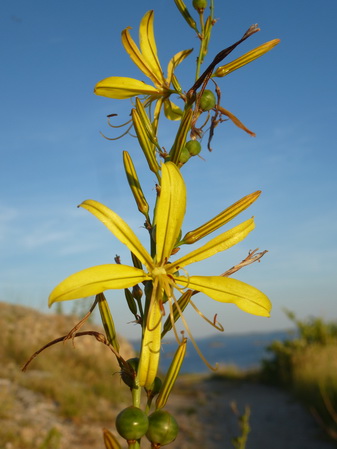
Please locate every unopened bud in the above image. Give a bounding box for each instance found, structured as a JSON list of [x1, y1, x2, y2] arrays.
[[123, 151, 150, 218], [180, 191, 261, 245], [156, 338, 187, 409]]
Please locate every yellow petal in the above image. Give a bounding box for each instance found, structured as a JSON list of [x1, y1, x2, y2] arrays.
[[168, 218, 255, 271], [163, 99, 183, 121], [174, 275, 271, 317], [137, 299, 162, 388], [213, 39, 280, 78], [181, 191, 261, 245], [139, 11, 164, 86], [166, 48, 193, 85], [155, 162, 186, 264], [122, 27, 162, 87], [49, 264, 149, 305], [80, 200, 154, 271], [94, 76, 161, 100]]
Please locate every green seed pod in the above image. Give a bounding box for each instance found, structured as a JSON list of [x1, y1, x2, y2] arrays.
[[126, 357, 140, 373], [146, 410, 179, 446], [115, 406, 149, 441], [120, 357, 139, 389], [199, 89, 216, 111], [192, 0, 207, 11], [185, 140, 202, 156], [145, 376, 162, 399], [124, 288, 138, 316], [179, 146, 191, 164]]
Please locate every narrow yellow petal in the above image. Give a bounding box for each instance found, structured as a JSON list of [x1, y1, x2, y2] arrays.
[[181, 191, 261, 245], [166, 48, 193, 85], [122, 27, 162, 87], [49, 264, 149, 305], [168, 218, 255, 271], [80, 200, 154, 271], [213, 39, 280, 78], [155, 162, 186, 264], [94, 76, 161, 100], [139, 11, 164, 86], [163, 99, 183, 121], [174, 275, 272, 317], [137, 299, 162, 388]]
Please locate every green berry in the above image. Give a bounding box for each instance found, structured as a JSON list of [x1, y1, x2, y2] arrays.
[[193, 0, 207, 11], [179, 146, 191, 164], [115, 406, 149, 441], [185, 140, 202, 156], [146, 410, 179, 446], [199, 89, 216, 111], [145, 376, 162, 397]]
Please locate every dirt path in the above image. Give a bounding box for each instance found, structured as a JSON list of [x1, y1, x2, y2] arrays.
[[168, 376, 337, 449]]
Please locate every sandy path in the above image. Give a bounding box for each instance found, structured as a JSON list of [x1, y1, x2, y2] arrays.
[[167, 376, 337, 449]]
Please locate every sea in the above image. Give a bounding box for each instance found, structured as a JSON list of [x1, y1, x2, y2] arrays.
[[156, 329, 294, 374]]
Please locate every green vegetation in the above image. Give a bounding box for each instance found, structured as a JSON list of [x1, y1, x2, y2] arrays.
[[261, 310, 337, 440]]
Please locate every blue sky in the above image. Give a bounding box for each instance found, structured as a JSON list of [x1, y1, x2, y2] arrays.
[[1, 0, 337, 340]]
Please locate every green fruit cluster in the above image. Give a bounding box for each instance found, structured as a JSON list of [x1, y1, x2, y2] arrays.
[[179, 140, 202, 164], [115, 407, 179, 446]]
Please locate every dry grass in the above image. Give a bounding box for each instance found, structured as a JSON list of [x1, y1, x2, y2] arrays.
[[0, 301, 135, 448]]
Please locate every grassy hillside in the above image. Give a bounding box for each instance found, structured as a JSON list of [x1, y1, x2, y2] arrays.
[[261, 311, 337, 441], [0, 301, 134, 449]]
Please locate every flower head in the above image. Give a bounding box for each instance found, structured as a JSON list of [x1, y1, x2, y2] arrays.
[[49, 162, 271, 386], [94, 11, 191, 121]]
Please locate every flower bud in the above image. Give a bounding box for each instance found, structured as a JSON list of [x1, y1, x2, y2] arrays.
[[103, 428, 122, 449], [145, 376, 162, 400], [173, 0, 199, 33], [131, 109, 160, 176], [121, 357, 139, 389], [124, 288, 138, 316], [97, 293, 120, 352], [123, 151, 150, 218], [213, 39, 280, 78], [156, 338, 187, 409], [180, 191, 261, 245]]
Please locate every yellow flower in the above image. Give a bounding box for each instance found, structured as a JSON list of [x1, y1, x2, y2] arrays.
[[49, 163, 271, 386], [94, 10, 192, 121]]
